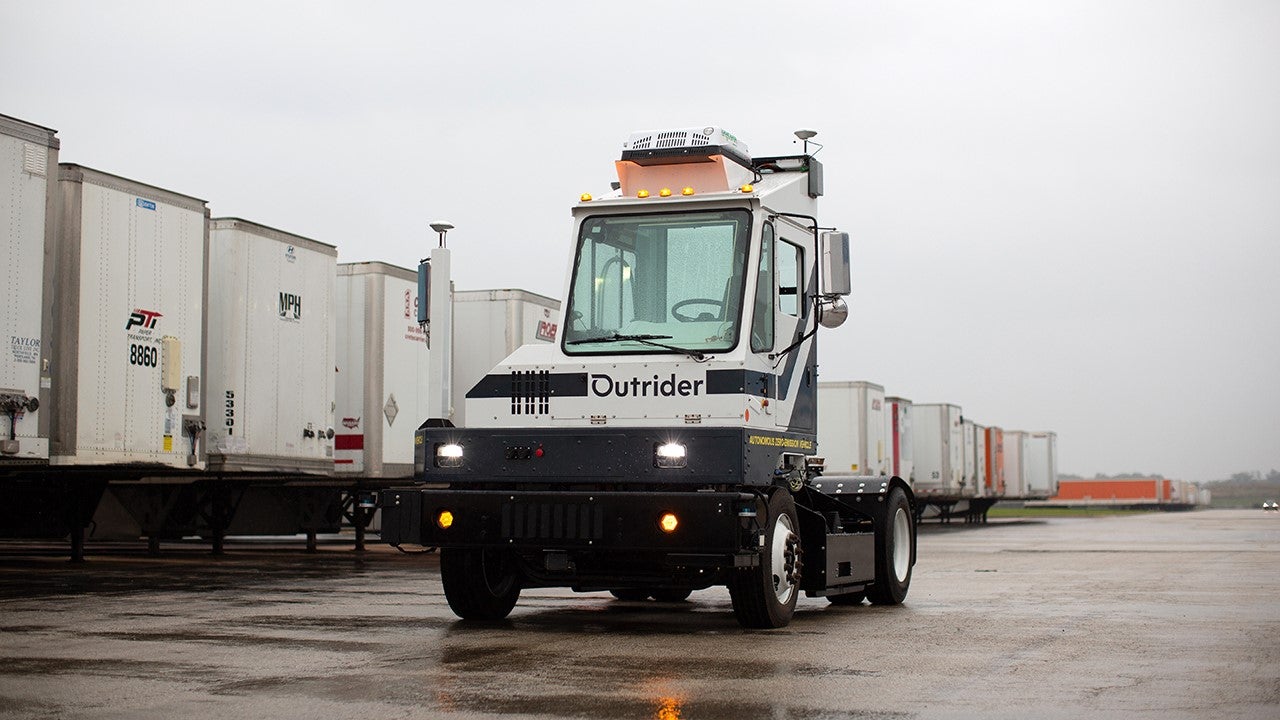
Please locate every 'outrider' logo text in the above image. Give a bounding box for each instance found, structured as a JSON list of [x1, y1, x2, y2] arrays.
[[590, 373, 704, 398]]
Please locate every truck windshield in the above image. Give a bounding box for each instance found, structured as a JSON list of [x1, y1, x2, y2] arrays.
[[564, 209, 752, 355]]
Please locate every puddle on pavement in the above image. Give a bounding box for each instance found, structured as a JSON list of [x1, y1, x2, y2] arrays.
[[0, 656, 201, 679], [88, 629, 379, 653]]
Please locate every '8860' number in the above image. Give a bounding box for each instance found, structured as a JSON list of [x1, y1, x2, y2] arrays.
[[129, 343, 158, 367]]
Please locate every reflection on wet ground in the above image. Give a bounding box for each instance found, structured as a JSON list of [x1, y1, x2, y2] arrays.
[[0, 543, 386, 599], [3, 512, 1279, 719]]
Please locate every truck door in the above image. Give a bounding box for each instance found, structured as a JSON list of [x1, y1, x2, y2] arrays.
[[772, 230, 813, 431]]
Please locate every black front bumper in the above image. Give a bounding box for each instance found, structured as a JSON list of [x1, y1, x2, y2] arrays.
[[381, 487, 761, 561]]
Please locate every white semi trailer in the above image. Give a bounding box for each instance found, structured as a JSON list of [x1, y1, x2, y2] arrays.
[[970, 421, 987, 499], [913, 403, 964, 497], [49, 165, 209, 469], [911, 403, 1007, 523], [1023, 431, 1058, 499], [451, 289, 561, 428], [205, 218, 337, 474], [817, 381, 889, 476], [334, 261, 431, 478], [381, 127, 917, 628], [0, 114, 58, 462], [1003, 430, 1028, 498]]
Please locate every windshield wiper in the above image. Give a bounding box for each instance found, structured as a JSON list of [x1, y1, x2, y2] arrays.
[[567, 333, 706, 361]]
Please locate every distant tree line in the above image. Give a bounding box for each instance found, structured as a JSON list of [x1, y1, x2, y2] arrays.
[[1058, 472, 1167, 480], [1216, 470, 1280, 485], [1202, 470, 1280, 508], [1058, 471, 1280, 485]]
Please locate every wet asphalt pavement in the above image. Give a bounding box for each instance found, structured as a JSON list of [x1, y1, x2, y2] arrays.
[[1, 509, 1278, 720]]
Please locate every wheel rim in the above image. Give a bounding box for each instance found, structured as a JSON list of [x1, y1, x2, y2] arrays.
[[770, 511, 797, 605], [892, 507, 911, 582]]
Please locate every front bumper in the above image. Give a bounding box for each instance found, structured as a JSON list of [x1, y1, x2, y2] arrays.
[[381, 488, 760, 558]]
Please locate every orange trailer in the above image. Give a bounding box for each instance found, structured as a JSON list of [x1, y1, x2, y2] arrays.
[[984, 427, 1005, 496]]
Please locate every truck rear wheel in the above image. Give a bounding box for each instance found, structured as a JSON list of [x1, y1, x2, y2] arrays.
[[609, 589, 651, 601], [440, 548, 521, 621], [866, 487, 913, 605], [651, 589, 693, 602], [729, 490, 801, 628]]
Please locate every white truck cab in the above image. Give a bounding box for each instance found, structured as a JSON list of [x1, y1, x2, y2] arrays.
[[381, 127, 915, 628]]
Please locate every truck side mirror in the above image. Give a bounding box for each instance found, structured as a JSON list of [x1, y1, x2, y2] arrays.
[[818, 232, 850, 329], [817, 296, 848, 329], [820, 231, 851, 296]]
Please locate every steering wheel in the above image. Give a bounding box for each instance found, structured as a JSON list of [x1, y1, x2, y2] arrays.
[[671, 298, 725, 322]]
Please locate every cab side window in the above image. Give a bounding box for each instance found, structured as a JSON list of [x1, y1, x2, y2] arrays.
[[778, 238, 803, 317], [751, 224, 775, 353]]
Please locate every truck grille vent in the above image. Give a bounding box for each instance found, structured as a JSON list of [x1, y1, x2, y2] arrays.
[[501, 501, 604, 541], [510, 370, 550, 415]]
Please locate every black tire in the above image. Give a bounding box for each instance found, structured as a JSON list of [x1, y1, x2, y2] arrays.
[[828, 590, 865, 606], [440, 547, 521, 621], [729, 490, 801, 628], [609, 589, 652, 601], [650, 589, 693, 603], [866, 487, 914, 606]]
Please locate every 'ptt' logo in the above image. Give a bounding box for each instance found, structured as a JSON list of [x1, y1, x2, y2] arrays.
[[126, 309, 162, 330], [279, 292, 302, 320], [403, 289, 420, 319]]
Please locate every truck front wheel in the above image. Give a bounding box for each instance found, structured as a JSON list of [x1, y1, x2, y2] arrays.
[[440, 548, 522, 621], [866, 487, 913, 605], [729, 490, 801, 628]]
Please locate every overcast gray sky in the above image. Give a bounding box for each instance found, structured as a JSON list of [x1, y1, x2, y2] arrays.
[[3, 1, 1277, 482]]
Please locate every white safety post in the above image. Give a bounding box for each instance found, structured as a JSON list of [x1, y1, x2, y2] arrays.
[[426, 246, 452, 421]]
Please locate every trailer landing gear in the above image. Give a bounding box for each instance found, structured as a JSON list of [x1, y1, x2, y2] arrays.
[[341, 488, 379, 552]]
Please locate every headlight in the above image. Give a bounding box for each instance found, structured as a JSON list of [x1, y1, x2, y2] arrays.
[[435, 442, 464, 468], [655, 442, 687, 469]]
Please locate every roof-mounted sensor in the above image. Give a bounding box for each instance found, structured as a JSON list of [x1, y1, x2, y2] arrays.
[[621, 126, 752, 169]]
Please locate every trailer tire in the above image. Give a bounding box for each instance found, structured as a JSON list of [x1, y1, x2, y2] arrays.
[[651, 589, 693, 603], [609, 589, 651, 601], [440, 548, 521, 621], [866, 487, 913, 606], [729, 490, 800, 628]]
